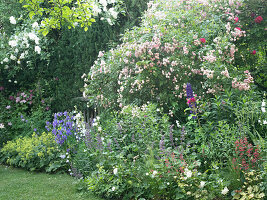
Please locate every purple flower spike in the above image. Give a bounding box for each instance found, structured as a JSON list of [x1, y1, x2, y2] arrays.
[[186, 83, 194, 99]]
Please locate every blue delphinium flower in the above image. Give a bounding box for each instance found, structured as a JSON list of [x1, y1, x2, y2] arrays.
[[46, 111, 78, 146]]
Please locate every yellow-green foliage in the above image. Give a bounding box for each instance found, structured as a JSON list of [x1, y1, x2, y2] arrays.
[[232, 170, 266, 199], [0, 132, 64, 172]]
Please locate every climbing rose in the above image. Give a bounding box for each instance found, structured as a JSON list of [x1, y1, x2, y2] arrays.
[[255, 16, 263, 23], [235, 27, 241, 31], [200, 38, 206, 43], [234, 17, 239, 23], [251, 50, 256, 55]]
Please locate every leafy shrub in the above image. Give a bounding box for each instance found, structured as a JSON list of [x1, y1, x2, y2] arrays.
[[84, 0, 256, 122], [0, 132, 66, 172]]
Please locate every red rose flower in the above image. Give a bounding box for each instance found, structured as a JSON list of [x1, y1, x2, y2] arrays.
[[251, 50, 256, 55], [255, 16, 263, 23], [234, 17, 239, 23], [235, 27, 241, 31], [200, 38, 206, 43]]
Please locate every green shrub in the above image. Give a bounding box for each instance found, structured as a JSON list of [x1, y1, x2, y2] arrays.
[[0, 132, 66, 172]]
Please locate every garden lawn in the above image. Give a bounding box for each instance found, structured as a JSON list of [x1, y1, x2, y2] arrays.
[[0, 165, 102, 200]]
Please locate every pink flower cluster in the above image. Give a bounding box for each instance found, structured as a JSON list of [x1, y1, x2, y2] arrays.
[[232, 70, 253, 91], [10, 90, 34, 105]]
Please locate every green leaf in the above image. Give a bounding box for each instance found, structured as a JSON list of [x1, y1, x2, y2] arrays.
[[42, 29, 49, 36], [29, 11, 35, 19]]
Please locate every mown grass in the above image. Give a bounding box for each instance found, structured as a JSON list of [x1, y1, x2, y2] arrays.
[[0, 165, 103, 200]]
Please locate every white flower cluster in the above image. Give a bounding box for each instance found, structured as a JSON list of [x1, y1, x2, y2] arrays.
[[1, 17, 43, 68], [93, 0, 119, 25]]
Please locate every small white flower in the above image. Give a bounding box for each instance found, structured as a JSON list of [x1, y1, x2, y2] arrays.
[[221, 187, 229, 195], [98, 126, 102, 132], [14, 80, 17, 84], [146, 173, 149, 176], [261, 100, 266, 113], [199, 181, 206, 188], [9, 16, 16, 24], [112, 186, 116, 191], [167, 182, 170, 185], [60, 154, 66, 159], [93, 122, 98, 126], [66, 159, 69, 163], [184, 168, 192, 178], [35, 46, 41, 54], [152, 170, 157, 176], [113, 168, 118, 175], [96, 116, 100, 120], [176, 120, 181, 128], [0, 123, 5, 128]]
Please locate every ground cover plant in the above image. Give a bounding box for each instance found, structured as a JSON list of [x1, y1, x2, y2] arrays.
[[0, 0, 266, 199]]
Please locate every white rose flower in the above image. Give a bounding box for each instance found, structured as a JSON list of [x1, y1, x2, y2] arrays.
[[9, 16, 16, 24], [109, 8, 118, 19], [32, 22, 39, 28], [20, 53, 25, 59], [28, 32, 37, 40], [261, 100, 266, 113], [113, 168, 118, 175], [8, 40, 17, 47], [3, 58, 9, 62], [0, 123, 5, 129], [35, 46, 41, 54], [99, 0, 107, 7], [10, 54, 16, 60], [199, 181, 206, 188]]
